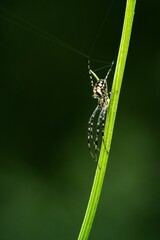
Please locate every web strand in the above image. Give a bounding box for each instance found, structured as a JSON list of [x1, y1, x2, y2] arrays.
[[0, 3, 114, 63], [88, 0, 115, 57], [0, 7, 88, 59]]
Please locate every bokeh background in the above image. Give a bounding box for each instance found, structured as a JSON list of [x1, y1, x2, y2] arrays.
[[0, 0, 160, 239]]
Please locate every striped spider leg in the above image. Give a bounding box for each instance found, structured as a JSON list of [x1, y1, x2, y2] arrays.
[[87, 59, 114, 160]]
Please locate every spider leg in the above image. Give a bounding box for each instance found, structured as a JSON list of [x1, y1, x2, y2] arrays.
[[101, 108, 110, 155], [101, 108, 107, 138], [88, 58, 100, 86], [88, 106, 99, 159], [105, 60, 114, 80], [94, 109, 104, 161], [88, 58, 94, 88]]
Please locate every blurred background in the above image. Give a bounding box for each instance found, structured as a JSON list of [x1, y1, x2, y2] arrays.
[[0, 0, 160, 239]]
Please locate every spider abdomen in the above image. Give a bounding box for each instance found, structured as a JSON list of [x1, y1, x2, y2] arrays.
[[93, 79, 109, 109], [93, 80, 105, 97]]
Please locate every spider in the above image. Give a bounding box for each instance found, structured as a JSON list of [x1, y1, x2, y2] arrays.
[[87, 59, 114, 160]]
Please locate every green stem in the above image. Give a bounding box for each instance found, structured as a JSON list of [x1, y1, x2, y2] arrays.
[[77, 0, 137, 239]]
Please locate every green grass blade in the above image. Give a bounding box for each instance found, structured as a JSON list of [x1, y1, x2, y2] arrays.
[[77, 0, 137, 239]]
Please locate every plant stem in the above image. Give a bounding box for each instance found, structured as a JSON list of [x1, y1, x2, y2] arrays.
[[77, 0, 137, 239]]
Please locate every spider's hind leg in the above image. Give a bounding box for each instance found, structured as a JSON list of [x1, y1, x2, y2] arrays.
[[88, 58, 94, 88]]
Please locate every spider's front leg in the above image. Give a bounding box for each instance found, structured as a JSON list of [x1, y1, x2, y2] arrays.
[[101, 108, 110, 155], [94, 109, 105, 161], [88, 106, 99, 160], [101, 108, 107, 138]]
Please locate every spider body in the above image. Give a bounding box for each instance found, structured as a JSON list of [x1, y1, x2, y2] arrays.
[[93, 79, 110, 109], [87, 59, 114, 160]]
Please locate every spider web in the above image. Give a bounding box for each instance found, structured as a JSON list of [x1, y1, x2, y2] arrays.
[[0, 0, 115, 64]]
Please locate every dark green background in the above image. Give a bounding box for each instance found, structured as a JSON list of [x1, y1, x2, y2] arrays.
[[0, 0, 160, 239]]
